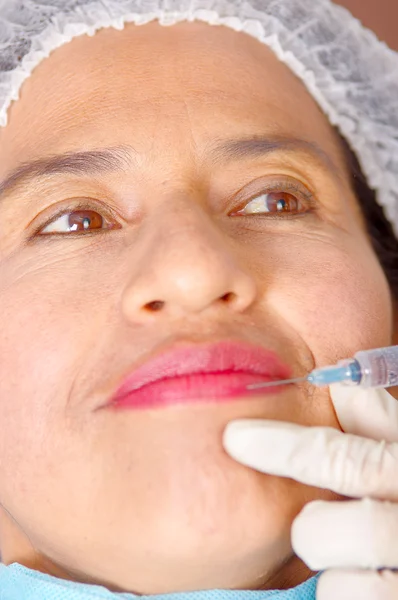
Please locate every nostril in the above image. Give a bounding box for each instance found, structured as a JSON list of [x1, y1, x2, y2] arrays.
[[220, 292, 236, 303], [144, 300, 165, 312]]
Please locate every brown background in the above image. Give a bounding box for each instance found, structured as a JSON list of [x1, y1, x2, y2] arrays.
[[335, 0, 398, 50]]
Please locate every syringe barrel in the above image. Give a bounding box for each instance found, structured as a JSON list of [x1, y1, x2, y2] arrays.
[[354, 346, 398, 388]]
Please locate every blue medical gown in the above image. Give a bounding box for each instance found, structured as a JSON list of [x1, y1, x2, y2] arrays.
[[0, 563, 320, 600]]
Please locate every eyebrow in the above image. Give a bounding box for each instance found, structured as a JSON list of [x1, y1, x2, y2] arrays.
[[0, 136, 339, 204], [209, 136, 339, 174], [0, 145, 135, 203]]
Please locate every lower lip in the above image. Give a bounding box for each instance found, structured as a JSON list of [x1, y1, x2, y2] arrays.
[[109, 371, 286, 410]]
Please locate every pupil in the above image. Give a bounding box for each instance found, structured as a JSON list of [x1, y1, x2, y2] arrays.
[[276, 199, 288, 211]]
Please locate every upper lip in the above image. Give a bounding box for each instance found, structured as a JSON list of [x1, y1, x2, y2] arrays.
[[108, 340, 291, 404]]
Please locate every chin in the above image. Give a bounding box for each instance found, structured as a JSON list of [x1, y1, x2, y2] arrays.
[[103, 471, 312, 593]]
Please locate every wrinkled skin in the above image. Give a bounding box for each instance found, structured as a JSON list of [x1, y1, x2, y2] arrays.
[[0, 20, 395, 594]]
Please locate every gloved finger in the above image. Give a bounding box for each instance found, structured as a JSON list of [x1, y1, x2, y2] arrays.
[[223, 420, 398, 499], [291, 498, 398, 570], [316, 569, 398, 600], [329, 385, 398, 442]]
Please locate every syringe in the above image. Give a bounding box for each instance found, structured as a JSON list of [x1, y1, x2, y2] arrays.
[[247, 345, 398, 391]]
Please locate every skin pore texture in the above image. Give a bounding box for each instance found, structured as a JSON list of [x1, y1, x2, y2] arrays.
[[0, 20, 396, 594]]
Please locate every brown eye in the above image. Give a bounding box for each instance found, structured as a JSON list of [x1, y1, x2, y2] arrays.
[[237, 191, 305, 216], [38, 209, 112, 235], [68, 210, 103, 232]]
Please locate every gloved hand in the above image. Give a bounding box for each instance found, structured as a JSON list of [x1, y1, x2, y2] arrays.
[[223, 384, 398, 600]]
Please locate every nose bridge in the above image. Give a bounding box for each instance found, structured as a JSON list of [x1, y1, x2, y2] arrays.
[[121, 203, 257, 319], [159, 205, 227, 274]]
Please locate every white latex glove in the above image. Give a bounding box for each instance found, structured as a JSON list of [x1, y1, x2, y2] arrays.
[[223, 385, 398, 600]]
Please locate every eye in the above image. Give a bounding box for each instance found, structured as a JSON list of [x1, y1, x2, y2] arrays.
[[37, 205, 117, 236], [235, 190, 308, 217]]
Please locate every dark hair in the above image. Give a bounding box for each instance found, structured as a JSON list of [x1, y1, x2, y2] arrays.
[[338, 134, 398, 299]]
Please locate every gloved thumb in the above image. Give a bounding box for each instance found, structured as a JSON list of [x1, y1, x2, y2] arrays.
[[329, 384, 398, 442]]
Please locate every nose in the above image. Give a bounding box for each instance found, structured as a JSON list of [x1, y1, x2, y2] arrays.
[[121, 207, 257, 323]]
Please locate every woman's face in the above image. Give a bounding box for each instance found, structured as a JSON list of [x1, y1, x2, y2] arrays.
[[0, 20, 394, 594]]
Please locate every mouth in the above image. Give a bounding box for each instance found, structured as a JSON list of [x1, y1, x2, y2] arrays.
[[105, 340, 292, 410]]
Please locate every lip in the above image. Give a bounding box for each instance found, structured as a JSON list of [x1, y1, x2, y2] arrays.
[[106, 341, 292, 410]]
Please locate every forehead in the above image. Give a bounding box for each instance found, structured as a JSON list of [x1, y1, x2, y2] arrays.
[[0, 20, 345, 176]]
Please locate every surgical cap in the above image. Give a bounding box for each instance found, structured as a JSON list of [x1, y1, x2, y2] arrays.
[[0, 0, 397, 236]]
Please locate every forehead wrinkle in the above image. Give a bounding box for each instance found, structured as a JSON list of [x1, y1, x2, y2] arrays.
[[0, 145, 136, 203]]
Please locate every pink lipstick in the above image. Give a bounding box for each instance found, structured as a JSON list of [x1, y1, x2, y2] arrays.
[[107, 341, 291, 410]]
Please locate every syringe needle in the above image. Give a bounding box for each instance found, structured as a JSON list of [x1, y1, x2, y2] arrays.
[[247, 376, 307, 390]]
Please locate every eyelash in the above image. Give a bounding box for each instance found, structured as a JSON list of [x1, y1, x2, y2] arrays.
[[31, 178, 316, 238]]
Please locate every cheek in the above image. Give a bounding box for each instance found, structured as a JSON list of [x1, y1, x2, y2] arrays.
[[264, 231, 392, 364], [0, 256, 97, 472]]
